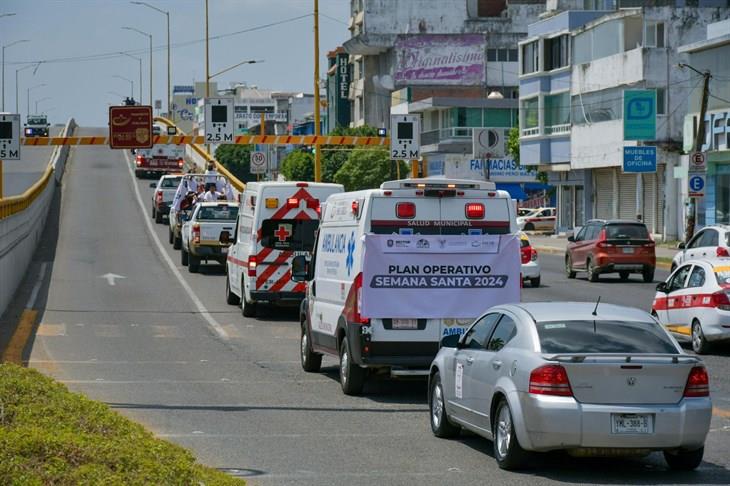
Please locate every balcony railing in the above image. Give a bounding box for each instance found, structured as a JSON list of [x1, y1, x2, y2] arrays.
[[521, 127, 539, 137], [545, 124, 571, 135], [421, 126, 511, 146]]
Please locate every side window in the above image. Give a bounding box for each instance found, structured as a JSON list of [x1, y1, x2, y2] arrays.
[[701, 230, 719, 247], [687, 266, 706, 288], [688, 230, 705, 249], [539, 209, 550, 217], [486, 315, 517, 352], [669, 265, 692, 292], [586, 225, 600, 241], [574, 226, 587, 241], [462, 313, 501, 350]]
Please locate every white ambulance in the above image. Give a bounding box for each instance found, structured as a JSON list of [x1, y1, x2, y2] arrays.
[[225, 181, 343, 317], [291, 178, 519, 395]]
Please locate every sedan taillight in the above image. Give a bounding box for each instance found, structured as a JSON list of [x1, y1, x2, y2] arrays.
[[711, 291, 730, 311], [717, 247, 729, 257], [529, 364, 573, 397], [684, 366, 709, 397]]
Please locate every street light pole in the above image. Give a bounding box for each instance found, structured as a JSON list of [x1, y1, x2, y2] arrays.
[[122, 26, 152, 105], [120, 52, 143, 102], [313, 0, 322, 182], [113, 75, 134, 98], [35, 96, 50, 114], [15, 63, 34, 114], [27, 83, 46, 115], [2, 39, 29, 111], [205, 0, 210, 98], [131, 2, 170, 118]]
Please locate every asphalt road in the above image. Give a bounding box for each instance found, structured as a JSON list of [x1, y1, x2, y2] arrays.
[[6, 129, 730, 485], [2, 126, 62, 197]]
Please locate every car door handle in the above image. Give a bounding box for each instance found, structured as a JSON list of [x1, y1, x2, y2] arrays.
[[466, 357, 474, 365], [492, 360, 502, 370]]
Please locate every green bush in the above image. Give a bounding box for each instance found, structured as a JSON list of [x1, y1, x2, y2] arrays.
[[214, 144, 257, 183], [280, 150, 314, 182], [0, 364, 243, 486], [334, 148, 407, 192]]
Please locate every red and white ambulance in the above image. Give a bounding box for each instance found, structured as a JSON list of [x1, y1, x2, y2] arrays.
[[225, 181, 343, 317]]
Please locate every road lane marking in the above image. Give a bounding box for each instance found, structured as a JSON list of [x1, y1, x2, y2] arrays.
[[36, 323, 67, 337], [714, 407, 730, 419], [123, 151, 229, 341], [99, 273, 126, 286], [1, 310, 38, 364], [2, 263, 50, 364]]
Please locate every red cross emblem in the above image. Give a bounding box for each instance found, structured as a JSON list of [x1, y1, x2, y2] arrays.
[[274, 224, 292, 242]]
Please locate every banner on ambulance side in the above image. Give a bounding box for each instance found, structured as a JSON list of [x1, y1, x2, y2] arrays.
[[361, 234, 520, 319]]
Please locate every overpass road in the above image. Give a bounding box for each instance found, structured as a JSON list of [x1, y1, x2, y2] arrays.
[[3, 127, 730, 485], [2, 126, 62, 197]]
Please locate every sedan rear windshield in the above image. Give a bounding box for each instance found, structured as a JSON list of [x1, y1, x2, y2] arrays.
[[197, 205, 238, 221], [536, 320, 677, 354], [605, 224, 649, 240]]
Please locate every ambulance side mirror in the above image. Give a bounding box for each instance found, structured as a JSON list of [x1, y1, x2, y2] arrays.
[[291, 255, 310, 282]]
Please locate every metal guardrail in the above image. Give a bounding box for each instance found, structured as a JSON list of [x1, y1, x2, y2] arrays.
[[0, 120, 74, 220], [153, 116, 246, 193]]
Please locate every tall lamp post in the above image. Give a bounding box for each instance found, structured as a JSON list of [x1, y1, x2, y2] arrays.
[[15, 63, 35, 115], [2, 39, 29, 111], [120, 52, 143, 103], [131, 1, 170, 119], [35, 96, 50, 114], [122, 26, 152, 105], [27, 83, 46, 115], [112, 75, 134, 98]]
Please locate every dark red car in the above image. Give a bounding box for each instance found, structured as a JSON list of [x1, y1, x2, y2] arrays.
[[565, 219, 655, 283]]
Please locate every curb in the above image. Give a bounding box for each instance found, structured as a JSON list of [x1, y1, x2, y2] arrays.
[[533, 245, 672, 271]]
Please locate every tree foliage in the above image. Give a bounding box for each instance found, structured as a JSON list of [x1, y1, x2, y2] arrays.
[[334, 148, 407, 192], [214, 144, 257, 183], [507, 126, 548, 184], [280, 150, 314, 182]]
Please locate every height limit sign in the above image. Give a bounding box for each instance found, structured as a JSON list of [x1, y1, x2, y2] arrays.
[[390, 114, 420, 160], [204, 97, 234, 144]]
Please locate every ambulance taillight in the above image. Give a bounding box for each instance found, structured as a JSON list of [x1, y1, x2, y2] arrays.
[[247, 256, 257, 277], [396, 202, 416, 219], [286, 198, 299, 209], [352, 273, 369, 324], [465, 203, 485, 219]]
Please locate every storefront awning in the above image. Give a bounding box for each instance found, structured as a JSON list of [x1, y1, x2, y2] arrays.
[[495, 183, 527, 201]]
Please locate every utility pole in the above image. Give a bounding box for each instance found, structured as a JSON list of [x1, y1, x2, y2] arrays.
[[313, 0, 322, 182], [131, 2, 170, 118], [205, 0, 210, 98]]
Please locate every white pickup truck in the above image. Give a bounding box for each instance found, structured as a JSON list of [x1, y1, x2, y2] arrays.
[[181, 202, 238, 273]]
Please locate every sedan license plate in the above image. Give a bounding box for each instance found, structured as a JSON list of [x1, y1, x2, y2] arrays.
[[392, 319, 418, 330], [622, 247, 635, 254], [611, 414, 652, 434]]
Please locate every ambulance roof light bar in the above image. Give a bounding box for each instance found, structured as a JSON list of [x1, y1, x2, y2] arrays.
[[380, 178, 496, 191]]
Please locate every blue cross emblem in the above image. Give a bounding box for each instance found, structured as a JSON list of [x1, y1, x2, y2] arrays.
[[346, 231, 356, 276]]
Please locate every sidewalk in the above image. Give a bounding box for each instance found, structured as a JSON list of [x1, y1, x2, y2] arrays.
[[528, 234, 677, 267]]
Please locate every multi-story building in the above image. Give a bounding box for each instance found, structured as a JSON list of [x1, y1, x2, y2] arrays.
[[680, 18, 730, 229], [344, 0, 548, 128], [519, 1, 730, 239], [326, 47, 352, 132]]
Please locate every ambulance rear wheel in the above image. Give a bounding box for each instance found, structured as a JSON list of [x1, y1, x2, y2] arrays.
[[241, 285, 257, 318], [300, 323, 322, 372], [339, 337, 365, 396], [225, 276, 240, 305]]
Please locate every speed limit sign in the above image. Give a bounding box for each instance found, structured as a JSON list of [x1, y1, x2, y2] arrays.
[[250, 151, 267, 174]]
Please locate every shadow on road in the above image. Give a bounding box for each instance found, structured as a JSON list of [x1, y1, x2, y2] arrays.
[[107, 401, 425, 414], [318, 365, 429, 406]]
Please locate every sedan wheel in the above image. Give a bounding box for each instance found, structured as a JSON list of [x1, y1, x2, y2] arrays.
[[429, 372, 459, 438], [565, 255, 576, 279], [493, 399, 529, 470], [692, 320, 711, 354], [587, 259, 599, 282]]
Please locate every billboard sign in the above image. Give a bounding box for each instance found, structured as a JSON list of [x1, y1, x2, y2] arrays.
[[394, 34, 485, 87], [108, 105, 153, 149], [622, 146, 657, 173], [624, 90, 656, 141]]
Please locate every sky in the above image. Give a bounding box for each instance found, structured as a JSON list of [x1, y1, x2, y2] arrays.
[[1, 0, 350, 125]]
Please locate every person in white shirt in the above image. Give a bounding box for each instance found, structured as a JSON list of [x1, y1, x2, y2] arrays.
[[202, 187, 222, 202], [204, 162, 219, 191]]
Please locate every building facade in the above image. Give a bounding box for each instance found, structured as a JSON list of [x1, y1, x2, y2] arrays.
[[520, 2, 730, 239]]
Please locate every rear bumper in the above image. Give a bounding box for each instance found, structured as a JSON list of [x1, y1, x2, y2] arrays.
[[190, 245, 228, 260], [346, 322, 438, 369], [155, 202, 170, 214], [250, 291, 304, 303], [595, 252, 655, 272], [521, 261, 540, 279], [516, 392, 711, 452]]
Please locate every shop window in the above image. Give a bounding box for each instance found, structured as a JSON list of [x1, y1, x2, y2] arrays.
[[522, 41, 539, 74], [487, 49, 497, 62], [477, 0, 506, 17], [571, 86, 623, 125], [497, 49, 508, 62], [484, 109, 512, 128], [544, 92, 570, 129], [644, 21, 665, 48], [521, 98, 539, 134], [508, 49, 518, 62]]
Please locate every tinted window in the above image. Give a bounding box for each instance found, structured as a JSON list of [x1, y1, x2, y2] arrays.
[[161, 177, 182, 188], [688, 266, 706, 288], [669, 265, 691, 292], [261, 219, 319, 251], [688, 230, 704, 249], [574, 226, 587, 241], [536, 320, 677, 354], [486, 315, 517, 351], [700, 229, 719, 247], [463, 313, 500, 350], [585, 225, 600, 241], [605, 224, 649, 239], [197, 205, 238, 221]]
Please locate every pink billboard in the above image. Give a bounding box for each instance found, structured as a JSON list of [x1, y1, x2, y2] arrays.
[[394, 34, 485, 86]]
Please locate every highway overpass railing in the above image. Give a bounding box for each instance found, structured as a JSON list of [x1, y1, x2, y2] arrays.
[[0, 118, 76, 317]]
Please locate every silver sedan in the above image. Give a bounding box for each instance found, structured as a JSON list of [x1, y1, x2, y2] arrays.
[[428, 302, 712, 471]]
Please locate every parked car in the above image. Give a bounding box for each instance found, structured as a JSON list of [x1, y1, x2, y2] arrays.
[[652, 257, 730, 354], [428, 302, 711, 471], [520, 232, 540, 287], [672, 225, 730, 272], [150, 174, 183, 224], [517, 207, 556, 232], [565, 219, 655, 283]]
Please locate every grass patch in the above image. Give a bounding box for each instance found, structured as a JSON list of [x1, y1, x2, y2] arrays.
[[0, 364, 244, 485]]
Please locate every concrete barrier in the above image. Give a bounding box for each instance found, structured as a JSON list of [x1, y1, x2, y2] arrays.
[[0, 118, 76, 317]]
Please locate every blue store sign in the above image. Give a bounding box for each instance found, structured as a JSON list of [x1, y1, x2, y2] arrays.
[[624, 90, 656, 141], [623, 146, 657, 173]]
